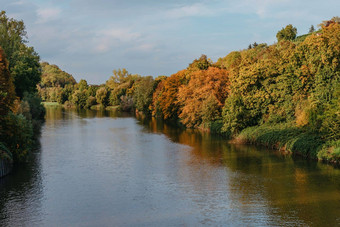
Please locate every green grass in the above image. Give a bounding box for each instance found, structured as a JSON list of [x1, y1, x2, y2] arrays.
[[317, 140, 340, 164], [236, 123, 325, 159], [42, 102, 60, 106], [105, 105, 120, 111]]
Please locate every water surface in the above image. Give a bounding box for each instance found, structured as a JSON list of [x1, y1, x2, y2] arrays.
[[0, 107, 339, 226]]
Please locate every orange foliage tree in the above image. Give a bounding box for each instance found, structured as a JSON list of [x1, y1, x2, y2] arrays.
[[151, 70, 187, 120], [178, 67, 230, 128]]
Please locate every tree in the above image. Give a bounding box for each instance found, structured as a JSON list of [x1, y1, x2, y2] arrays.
[[10, 44, 41, 98], [72, 90, 88, 108], [0, 11, 41, 98], [319, 16, 340, 27], [77, 79, 88, 91], [0, 47, 15, 118], [178, 67, 230, 127], [188, 54, 211, 71], [133, 76, 155, 114], [106, 68, 131, 88], [309, 25, 315, 33], [151, 70, 187, 119], [96, 87, 109, 107], [276, 24, 297, 42]]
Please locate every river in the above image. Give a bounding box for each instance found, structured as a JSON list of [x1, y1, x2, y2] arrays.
[[0, 106, 339, 226]]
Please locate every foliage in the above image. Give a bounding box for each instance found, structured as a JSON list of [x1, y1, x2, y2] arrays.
[[0, 47, 15, 118], [72, 90, 88, 108], [39, 62, 76, 87], [106, 68, 139, 107], [133, 76, 155, 115], [237, 124, 324, 158], [22, 92, 45, 121], [188, 54, 212, 71], [309, 25, 315, 33], [120, 95, 134, 112], [151, 70, 187, 120], [178, 67, 229, 127], [276, 24, 297, 42], [1, 112, 33, 162], [317, 140, 340, 163], [85, 96, 97, 109], [0, 11, 41, 99], [0, 142, 12, 162], [95, 87, 109, 107]]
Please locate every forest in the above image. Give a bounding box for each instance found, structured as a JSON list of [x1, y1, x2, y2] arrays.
[[1, 10, 339, 165]]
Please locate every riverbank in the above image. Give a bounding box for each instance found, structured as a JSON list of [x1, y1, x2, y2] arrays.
[[231, 124, 340, 166], [43, 102, 120, 111]]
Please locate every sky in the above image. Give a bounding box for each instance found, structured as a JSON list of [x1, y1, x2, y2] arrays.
[[1, 0, 339, 84]]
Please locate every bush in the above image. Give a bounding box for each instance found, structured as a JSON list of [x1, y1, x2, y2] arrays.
[[237, 123, 324, 158], [86, 96, 97, 109], [0, 142, 13, 162], [317, 140, 340, 164], [1, 113, 33, 162], [23, 92, 46, 121]]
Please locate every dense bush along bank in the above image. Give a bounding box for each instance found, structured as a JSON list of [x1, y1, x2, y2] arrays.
[[0, 11, 45, 172]]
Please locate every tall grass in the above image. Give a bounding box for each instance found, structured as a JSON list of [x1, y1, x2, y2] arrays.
[[236, 123, 324, 159]]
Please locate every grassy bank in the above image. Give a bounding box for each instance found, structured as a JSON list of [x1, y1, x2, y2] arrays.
[[233, 124, 339, 164], [42, 102, 61, 106]]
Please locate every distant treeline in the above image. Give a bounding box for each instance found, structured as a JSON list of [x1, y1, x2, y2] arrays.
[[0, 11, 45, 164], [39, 18, 340, 163]]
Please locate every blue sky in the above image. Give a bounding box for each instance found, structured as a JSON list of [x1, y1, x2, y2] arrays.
[[1, 0, 339, 84]]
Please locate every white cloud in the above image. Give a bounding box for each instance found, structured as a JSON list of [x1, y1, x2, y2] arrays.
[[165, 3, 213, 19], [36, 7, 61, 23], [102, 29, 141, 42], [10, 0, 26, 6], [93, 28, 141, 53]]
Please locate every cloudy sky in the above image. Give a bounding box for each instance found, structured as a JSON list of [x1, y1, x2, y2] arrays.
[[1, 0, 339, 84]]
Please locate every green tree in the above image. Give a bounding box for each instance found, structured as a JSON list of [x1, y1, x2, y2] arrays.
[[72, 90, 88, 108], [309, 25, 315, 33], [77, 79, 88, 91], [96, 87, 109, 107], [188, 54, 211, 71], [0, 47, 15, 118], [0, 11, 41, 98], [133, 76, 155, 115], [276, 24, 297, 42]]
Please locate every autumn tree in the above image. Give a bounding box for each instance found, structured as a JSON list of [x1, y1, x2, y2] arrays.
[[151, 70, 187, 120], [178, 67, 230, 128]]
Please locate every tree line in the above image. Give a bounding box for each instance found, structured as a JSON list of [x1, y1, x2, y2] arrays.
[[0, 11, 45, 164], [40, 18, 339, 163]]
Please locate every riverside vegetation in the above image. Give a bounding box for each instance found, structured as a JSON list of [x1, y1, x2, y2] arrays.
[[0, 11, 45, 169], [1, 11, 339, 167]]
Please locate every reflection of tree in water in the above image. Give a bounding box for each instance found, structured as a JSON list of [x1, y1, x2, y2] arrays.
[[0, 142, 43, 226], [136, 116, 340, 226]]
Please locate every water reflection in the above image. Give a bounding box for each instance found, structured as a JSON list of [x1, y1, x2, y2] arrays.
[[0, 107, 339, 226], [137, 116, 340, 226], [0, 149, 43, 226]]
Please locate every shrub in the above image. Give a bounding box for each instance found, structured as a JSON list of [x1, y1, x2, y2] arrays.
[[1, 113, 33, 162]]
